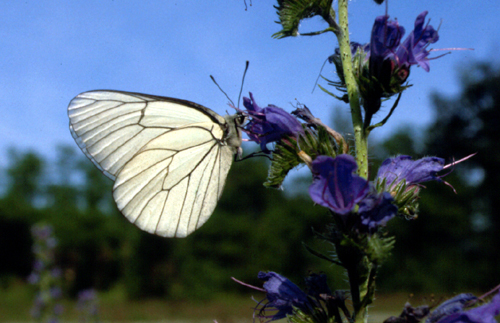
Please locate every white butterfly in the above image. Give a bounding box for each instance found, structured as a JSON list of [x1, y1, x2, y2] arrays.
[[68, 90, 246, 238]]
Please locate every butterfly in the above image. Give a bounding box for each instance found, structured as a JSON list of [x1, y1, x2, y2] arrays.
[[68, 90, 246, 237]]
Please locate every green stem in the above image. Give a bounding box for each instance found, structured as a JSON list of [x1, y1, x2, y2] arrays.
[[361, 264, 378, 309], [336, 3, 370, 321], [324, 3, 373, 323], [346, 264, 361, 314], [345, 260, 370, 323], [336, 0, 368, 179]]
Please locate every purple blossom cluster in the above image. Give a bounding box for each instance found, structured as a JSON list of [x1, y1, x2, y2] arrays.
[[236, 90, 487, 322], [239, 272, 500, 323], [240, 92, 454, 232], [234, 271, 343, 323], [76, 289, 99, 323], [368, 11, 439, 81], [308, 154, 394, 231], [307, 154, 452, 231], [327, 11, 443, 119], [429, 292, 500, 323], [233, 3, 491, 323], [240, 92, 304, 153], [28, 223, 64, 323]]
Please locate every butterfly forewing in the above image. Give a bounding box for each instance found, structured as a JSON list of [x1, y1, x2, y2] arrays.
[[68, 90, 238, 237]]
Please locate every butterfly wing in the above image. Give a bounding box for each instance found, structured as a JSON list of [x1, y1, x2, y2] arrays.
[[68, 90, 236, 237]]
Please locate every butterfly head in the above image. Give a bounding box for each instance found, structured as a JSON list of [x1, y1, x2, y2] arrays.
[[223, 113, 247, 150]]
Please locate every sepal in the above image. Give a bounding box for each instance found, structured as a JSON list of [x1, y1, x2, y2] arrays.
[[264, 123, 342, 188], [365, 233, 395, 265], [264, 137, 303, 188], [375, 178, 420, 219], [337, 232, 394, 267], [273, 0, 335, 39]]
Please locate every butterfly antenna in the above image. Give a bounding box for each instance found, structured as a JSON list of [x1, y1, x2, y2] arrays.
[[237, 61, 250, 109], [210, 75, 236, 107], [244, 0, 252, 11]]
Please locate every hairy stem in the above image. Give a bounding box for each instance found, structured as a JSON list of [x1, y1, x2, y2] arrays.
[[336, 0, 368, 179], [336, 1, 370, 323]]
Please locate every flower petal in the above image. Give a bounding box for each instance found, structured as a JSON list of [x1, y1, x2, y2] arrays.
[[258, 271, 309, 321], [242, 93, 303, 153], [435, 292, 500, 323], [359, 191, 397, 230], [309, 155, 370, 215], [377, 155, 445, 186]]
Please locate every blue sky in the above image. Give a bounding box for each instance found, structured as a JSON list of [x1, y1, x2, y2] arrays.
[[0, 1, 499, 170]]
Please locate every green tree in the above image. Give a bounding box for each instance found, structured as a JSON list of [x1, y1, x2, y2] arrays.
[[5, 148, 44, 206], [0, 149, 45, 281], [123, 154, 336, 299], [424, 62, 500, 289], [45, 146, 80, 211]]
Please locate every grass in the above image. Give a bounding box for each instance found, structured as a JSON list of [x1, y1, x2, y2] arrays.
[[0, 280, 461, 322], [0, 281, 259, 322]]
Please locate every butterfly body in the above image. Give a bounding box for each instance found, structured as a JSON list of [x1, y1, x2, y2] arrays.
[[68, 90, 244, 237]]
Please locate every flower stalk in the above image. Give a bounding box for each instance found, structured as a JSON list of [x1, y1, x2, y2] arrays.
[[337, 1, 370, 322], [234, 2, 482, 323], [336, 0, 368, 179]]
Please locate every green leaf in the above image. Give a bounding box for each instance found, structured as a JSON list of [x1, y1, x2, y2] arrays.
[[302, 241, 344, 267], [365, 234, 395, 264], [264, 138, 302, 188], [318, 84, 348, 102], [273, 0, 334, 39], [264, 123, 343, 188]]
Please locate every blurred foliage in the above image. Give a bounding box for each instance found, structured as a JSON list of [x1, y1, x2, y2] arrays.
[[375, 62, 500, 292], [1, 62, 499, 299], [424, 61, 500, 290], [0, 144, 338, 300]]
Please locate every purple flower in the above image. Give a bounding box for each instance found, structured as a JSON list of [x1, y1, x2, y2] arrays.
[[309, 155, 370, 216], [46, 237, 58, 248], [368, 15, 406, 83], [434, 292, 500, 323], [257, 271, 310, 321], [370, 16, 405, 57], [242, 93, 303, 153], [358, 191, 397, 231], [308, 155, 398, 231], [427, 293, 478, 323], [27, 272, 39, 284], [33, 259, 45, 272], [53, 303, 64, 315], [304, 273, 332, 299], [377, 155, 445, 187], [233, 272, 340, 322], [31, 225, 53, 241], [50, 287, 63, 298], [77, 288, 99, 318], [368, 11, 439, 75], [396, 11, 439, 72], [361, 11, 440, 115], [51, 268, 62, 278], [77, 289, 97, 302], [30, 293, 45, 318]]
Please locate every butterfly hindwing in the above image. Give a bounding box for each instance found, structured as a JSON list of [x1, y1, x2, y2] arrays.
[[68, 90, 237, 237]]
